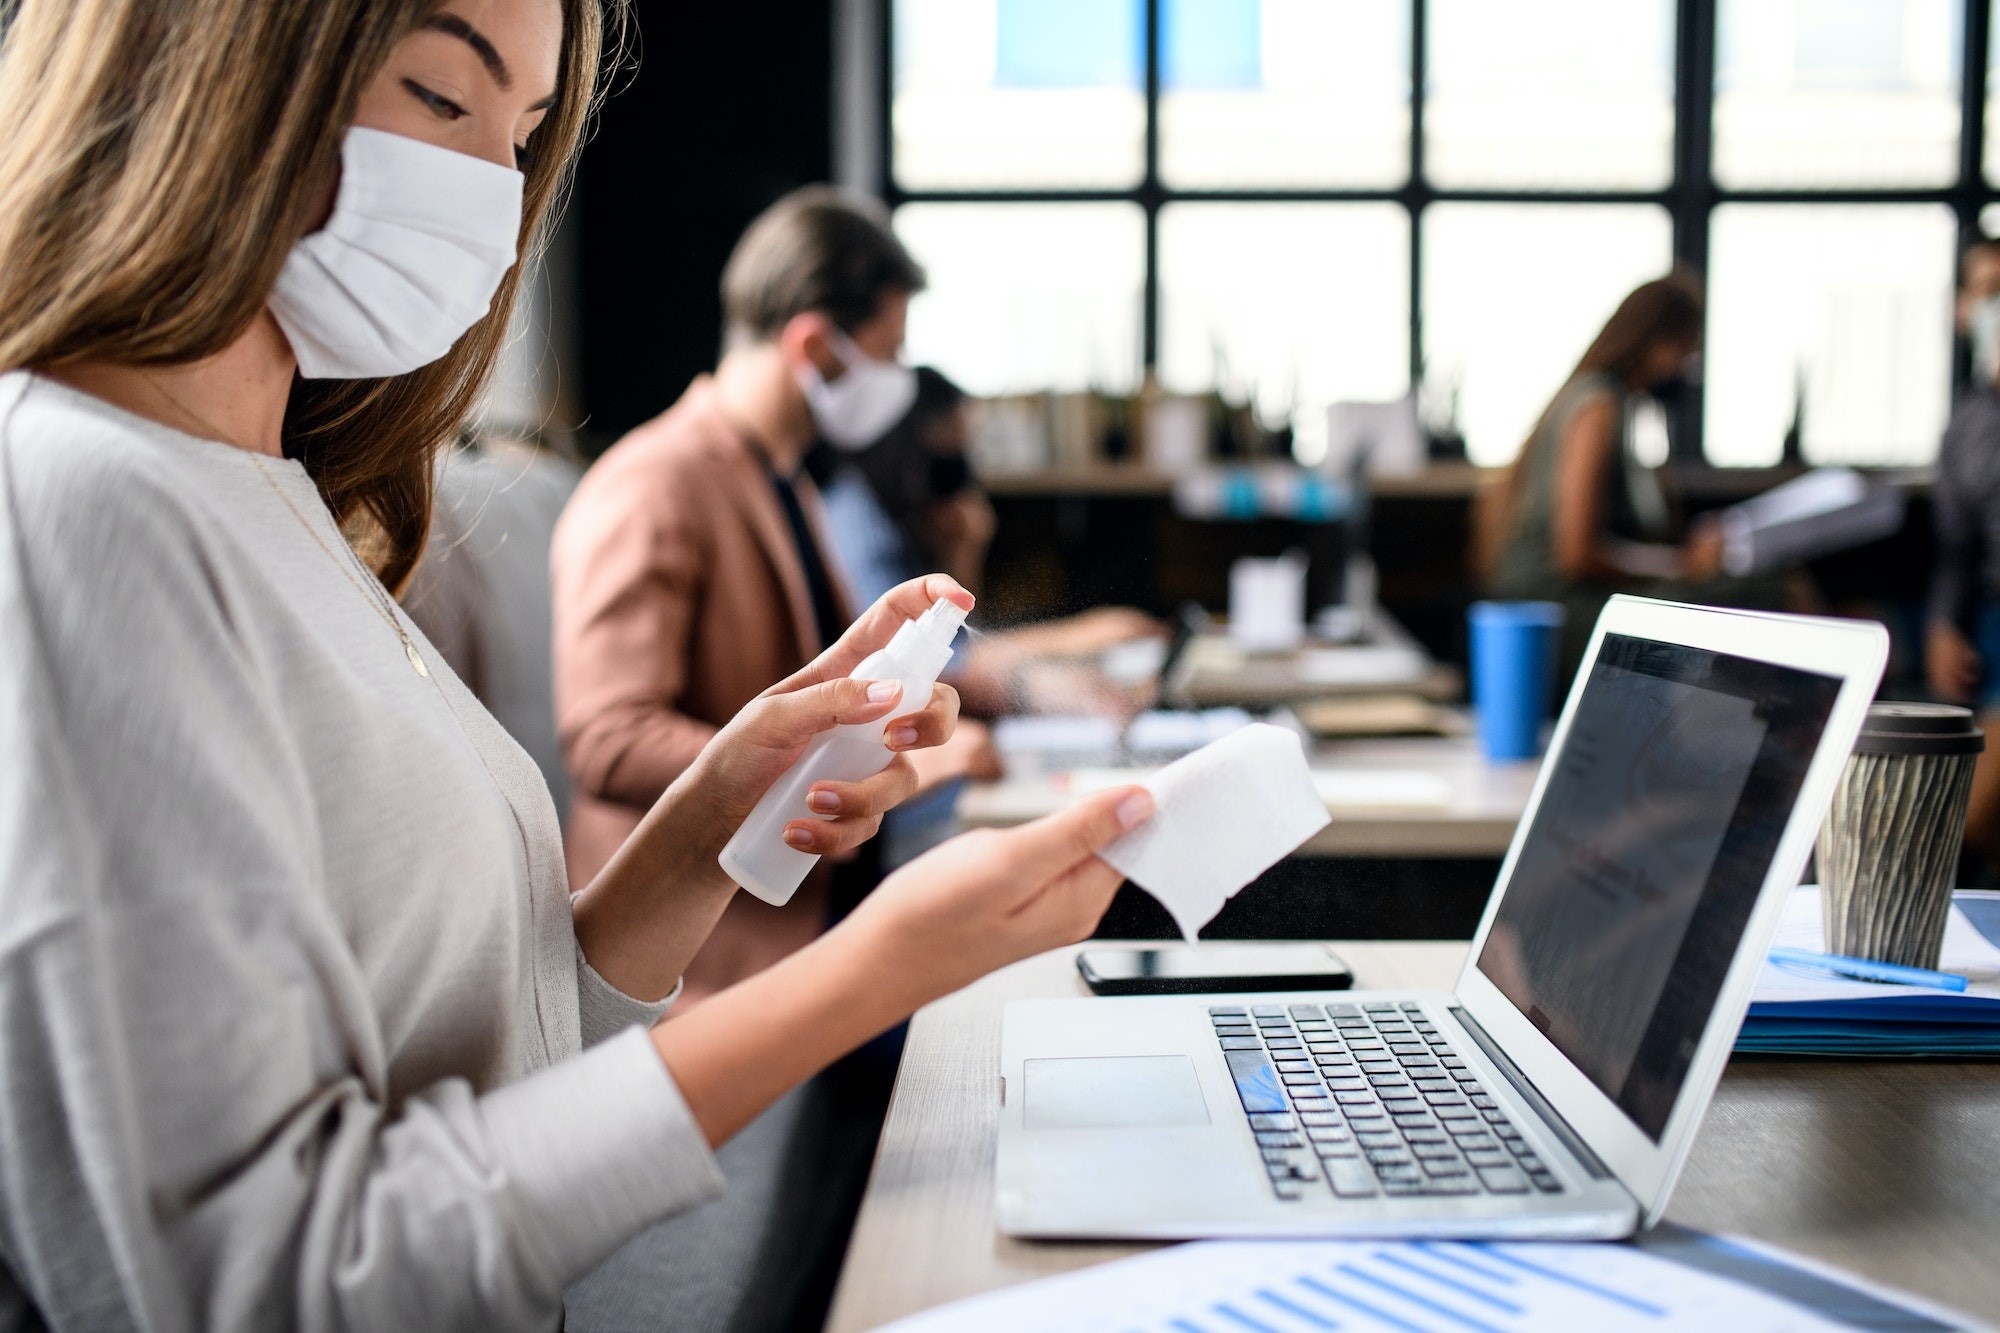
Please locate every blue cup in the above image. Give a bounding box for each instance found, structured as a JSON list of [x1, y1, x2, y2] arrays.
[[1468, 601, 1564, 762]]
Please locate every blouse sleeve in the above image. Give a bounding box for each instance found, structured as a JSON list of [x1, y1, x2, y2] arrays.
[[0, 436, 720, 1332]]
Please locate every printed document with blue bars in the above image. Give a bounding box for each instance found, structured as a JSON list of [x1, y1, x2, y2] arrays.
[[877, 1234, 1969, 1332]]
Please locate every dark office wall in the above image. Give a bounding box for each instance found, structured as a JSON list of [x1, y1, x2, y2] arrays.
[[571, 1, 834, 449]]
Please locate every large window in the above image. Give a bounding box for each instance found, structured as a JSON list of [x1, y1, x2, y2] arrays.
[[882, 0, 2000, 466]]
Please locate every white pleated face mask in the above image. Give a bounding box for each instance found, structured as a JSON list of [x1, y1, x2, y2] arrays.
[[269, 127, 524, 380], [798, 328, 919, 449]]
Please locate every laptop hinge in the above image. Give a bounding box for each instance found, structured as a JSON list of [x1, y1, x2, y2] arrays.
[[1450, 1006, 1613, 1181]]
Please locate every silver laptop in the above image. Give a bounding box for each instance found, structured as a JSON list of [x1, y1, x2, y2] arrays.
[[997, 597, 1886, 1240]]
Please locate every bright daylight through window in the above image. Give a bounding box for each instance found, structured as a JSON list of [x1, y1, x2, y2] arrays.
[[886, 0, 2000, 468]]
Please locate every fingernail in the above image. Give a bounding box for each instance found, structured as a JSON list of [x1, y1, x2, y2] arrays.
[[886, 726, 919, 748], [807, 790, 840, 814], [866, 680, 900, 703], [1116, 791, 1154, 831], [784, 827, 816, 850]]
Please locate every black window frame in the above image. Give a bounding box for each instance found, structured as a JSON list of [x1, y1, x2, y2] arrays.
[[877, 0, 2000, 466]]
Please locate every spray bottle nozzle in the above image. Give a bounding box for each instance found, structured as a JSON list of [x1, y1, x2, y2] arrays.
[[884, 596, 969, 681], [915, 597, 970, 640]]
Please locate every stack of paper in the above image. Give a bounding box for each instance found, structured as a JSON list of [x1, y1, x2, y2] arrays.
[[1736, 887, 2000, 1056]]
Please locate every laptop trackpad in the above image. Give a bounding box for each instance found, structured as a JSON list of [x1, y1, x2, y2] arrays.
[[1023, 1056, 1211, 1130]]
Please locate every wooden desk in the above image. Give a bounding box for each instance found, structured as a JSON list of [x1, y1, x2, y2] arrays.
[[825, 943, 2000, 1331], [960, 734, 1540, 859], [1170, 619, 1463, 710]]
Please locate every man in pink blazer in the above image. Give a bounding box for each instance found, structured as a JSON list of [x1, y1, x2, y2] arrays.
[[553, 187, 928, 1006]]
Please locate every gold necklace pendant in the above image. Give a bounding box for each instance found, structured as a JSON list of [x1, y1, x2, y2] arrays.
[[405, 639, 428, 676]]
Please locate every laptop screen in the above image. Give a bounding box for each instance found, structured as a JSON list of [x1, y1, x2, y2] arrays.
[[1475, 632, 1842, 1140]]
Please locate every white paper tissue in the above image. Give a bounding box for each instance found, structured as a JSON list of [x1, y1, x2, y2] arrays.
[[1097, 723, 1332, 942]]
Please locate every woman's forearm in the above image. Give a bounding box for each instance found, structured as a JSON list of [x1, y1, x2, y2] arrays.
[[650, 915, 925, 1146], [571, 768, 742, 1003]]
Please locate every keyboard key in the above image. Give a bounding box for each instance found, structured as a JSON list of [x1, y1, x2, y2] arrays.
[[1516, 1154, 1544, 1171], [1289, 1004, 1326, 1020], [1391, 1114, 1436, 1131], [1416, 1177, 1481, 1196], [1411, 1141, 1461, 1159], [1255, 1131, 1304, 1149], [1529, 1171, 1563, 1193], [1379, 1098, 1425, 1116], [1291, 1097, 1335, 1114], [1318, 1141, 1362, 1159], [1273, 1180, 1304, 1200], [1482, 1108, 1512, 1124], [1247, 1113, 1295, 1131], [1412, 1078, 1457, 1093], [1306, 1125, 1351, 1144], [1464, 1148, 1512, 1168], [1363, 1001, 1398, 1012], [1323, 1157, 1378, 1196], [1224, 1050, 1286, 1114], [1477, 1166, 1531, 1194], [1218, 1036, 1262, 1051], [1453, 1131, 1499, 1150], [1421, 1156, 1470, 1177], [1328, 1078, 1369, 1094], [1380, 1177, 1428, 1196], [1282, 1072, 1324, 1087], [1403, 1129, 1450, 1146], [1253, 1005, 1287, 1016], [1437, 1107, 1480, 1123], [1400, 1001, 1424, 1011], [1335, 1090, 1379, 1105], [1422, 1092, 1467, 1108], [1275, 1060, 1314, 1073], [1209, 1006, 1248, 1017], [1471, 1095, 1499, 1110], [1355, 1130, 1401, 1148], [1297, 1110, 1340, 1126]]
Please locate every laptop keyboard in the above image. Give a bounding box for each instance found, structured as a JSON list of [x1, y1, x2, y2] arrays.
[[1210, 1002, 1567, 1202]]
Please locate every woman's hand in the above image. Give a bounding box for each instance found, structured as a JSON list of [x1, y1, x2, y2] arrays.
[[649, 785, 1155, 1147], [684, 574, 973, 859], [837, 785, 1156, 1004]]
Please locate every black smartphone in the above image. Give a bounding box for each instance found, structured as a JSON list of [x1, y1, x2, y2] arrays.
[[1077, 943, 1354, 996]]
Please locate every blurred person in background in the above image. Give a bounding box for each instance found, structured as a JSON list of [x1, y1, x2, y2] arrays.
[[1925, 235, 2000, 866], [1475, 270, 1775, 680], [817, 364, 1165, 725]]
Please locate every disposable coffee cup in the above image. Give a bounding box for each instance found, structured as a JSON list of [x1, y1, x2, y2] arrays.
[[1816, 702, 1983, 969], [1468, 601, 1563, 762]]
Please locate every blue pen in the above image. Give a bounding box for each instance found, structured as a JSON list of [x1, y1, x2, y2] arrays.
[[1769, 946, 1968, 993]]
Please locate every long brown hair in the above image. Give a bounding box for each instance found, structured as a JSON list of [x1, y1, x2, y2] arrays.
[[0, 0, 629, 590], [1471, 268, 1705, 582]]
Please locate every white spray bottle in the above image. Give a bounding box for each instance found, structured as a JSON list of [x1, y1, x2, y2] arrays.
[[719, 596, 969, 905]]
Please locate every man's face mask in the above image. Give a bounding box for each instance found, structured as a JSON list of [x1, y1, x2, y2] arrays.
[[797, 328, 919, 450]]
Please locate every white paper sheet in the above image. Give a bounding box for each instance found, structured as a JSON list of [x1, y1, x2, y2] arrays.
[[875, 1237, 1880, 1333], [1754, 886, 2000, 1003], [1096, 723, 1331, 942]]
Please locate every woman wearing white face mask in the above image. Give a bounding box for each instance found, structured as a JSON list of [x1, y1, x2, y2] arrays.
[[0, 4, 1152, 1330]]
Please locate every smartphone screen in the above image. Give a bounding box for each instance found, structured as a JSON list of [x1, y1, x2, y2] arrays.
[[1078, 944, 1353, 995]]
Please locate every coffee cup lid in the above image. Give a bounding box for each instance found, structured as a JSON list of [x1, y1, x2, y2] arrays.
[[1853, 702, 1985, 756]]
